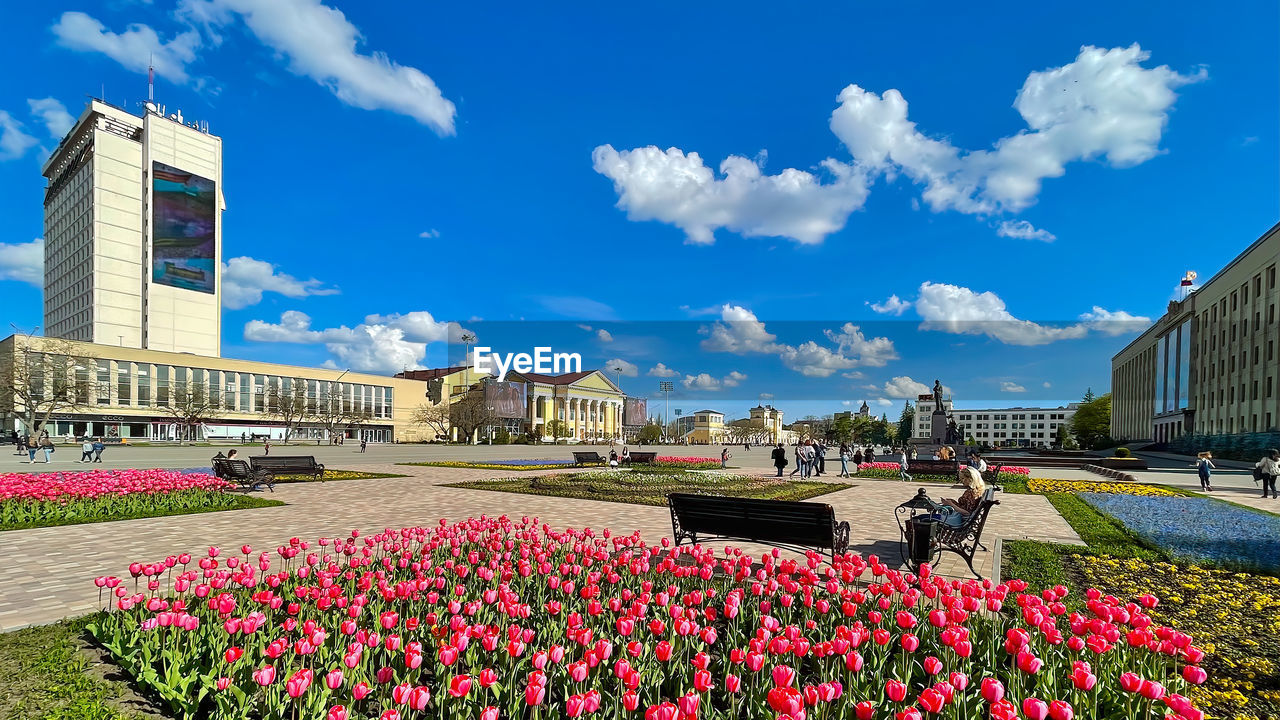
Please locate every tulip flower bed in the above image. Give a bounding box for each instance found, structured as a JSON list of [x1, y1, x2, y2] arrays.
[[1001, 481, 1278, 718], [0, 469, 282, 531], [651, 457, 722, 470], [1080, 493, 1280, 575], [1024, 479, 1185, 497], [275, 470, 407, 483], [853, 464, 1031, 486], [404, 461, 578, 471], [87, 517, 1207, 720], [447, 471, 840, 507]]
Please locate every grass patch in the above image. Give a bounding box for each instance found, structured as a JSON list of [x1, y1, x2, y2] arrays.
[[273, 469, 406, 483], [400, 461, 577, 471], [0, 614, 165, 720], [0, 493, 283, 532], [446, 470, 845, 507]]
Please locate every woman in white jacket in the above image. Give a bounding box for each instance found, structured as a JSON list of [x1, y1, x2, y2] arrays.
[[1257, 449, 1280, 499]]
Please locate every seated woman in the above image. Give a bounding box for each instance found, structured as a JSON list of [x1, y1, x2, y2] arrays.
[[934, 466, 986, 527]]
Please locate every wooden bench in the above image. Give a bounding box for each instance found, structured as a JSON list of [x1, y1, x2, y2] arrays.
[[911, 487, 1000, 579], [572, 451, 606, 466], [905, 459, 1003, 485], [212, 458, 275, 492], [627, 451, 658, 464], [668, 493, 851, 562], [249, 455, 325, 480]]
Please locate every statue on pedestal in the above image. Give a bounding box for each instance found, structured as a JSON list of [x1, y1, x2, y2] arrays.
[[946, 416, 959, 444], [932, 379, 945, 412]]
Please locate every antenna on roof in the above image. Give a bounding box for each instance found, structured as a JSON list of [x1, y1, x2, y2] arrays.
[[148, 56, 155, 102]]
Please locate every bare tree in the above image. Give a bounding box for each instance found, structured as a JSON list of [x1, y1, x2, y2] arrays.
[[450, 393, 495, 444], [0, 335, 96, 437], [411, 402, 450, 441], [263, 379, 309, 442], [162, 380, 219, 443], [313, 385, 351, 442]]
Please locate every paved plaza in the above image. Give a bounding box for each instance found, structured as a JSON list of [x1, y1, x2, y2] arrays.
[[0, 451, 1083, 631]]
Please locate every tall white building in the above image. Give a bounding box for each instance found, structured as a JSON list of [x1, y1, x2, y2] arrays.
[[41, 99, 223, 356]]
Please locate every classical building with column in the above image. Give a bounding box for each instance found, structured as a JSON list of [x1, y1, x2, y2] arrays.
[[508, 370, 627, 442], [1111, 222, 1280, 443]]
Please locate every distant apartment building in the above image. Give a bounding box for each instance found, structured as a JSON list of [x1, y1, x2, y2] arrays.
[[675, 409, 726, 444]]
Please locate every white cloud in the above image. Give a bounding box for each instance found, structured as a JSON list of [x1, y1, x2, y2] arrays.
[[868, 294, 910, 315], [1077, 306, 1152, 335], [221, 256, 339, 309], [881, 376, 933, 398], [597, 45, 1200, 244], [842, 400, 852, 406], [759, 393, 775, 400], [682, 373, 722, 391], [701, 304, 896, 377], [875, 398, 893, 407], [419, 229, 440, 239], [591, 145, 869, 245], [0, 238, 43, 285], [27, 98, 75, 138], [596, 329, 613, 343], [699, 304, 783, 354], [830, 44, 1204, 216], [824, 323, 898, 367], [188, 0, 456, 134], [52, 11, 200, 82], [647, 363, 679, 378], [1000, 381, 1027, 393], [604, 358, 639, 377], [916, 282, 1090, 346], [996, 220, 1056, 242], [243, 309, 460, 374], [723, 371, 747, 387], [0, 112, 38, 160], [1043, 381, 1052, 388]]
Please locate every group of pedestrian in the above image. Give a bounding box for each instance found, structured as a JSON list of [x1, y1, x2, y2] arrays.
[[832, 443, 879, 477], [78, 437, 108, 463], [1194, 449, 1280, 498]]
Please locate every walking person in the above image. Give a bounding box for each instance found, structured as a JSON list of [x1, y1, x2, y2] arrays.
[[80, 437, 94, 462], [264, 438, 271, 455], [720, 447, 731, 468], [865, 447, 876, 465], [92, 437, 106, 462], [838, 442, 851, 477], [853, 446, 863, 468], [40, 435, 55, 463], [800, 441, 816, 478], [790, 443, 803, 477], [15, 432, 26, 456], [24, 433, 37, 463], [360, 438, 367, 453], [771, 443, 788, 477], [1256, 449, 1280, 499], [898, 446, 911, 482], [1193, 451, 1216, 491]]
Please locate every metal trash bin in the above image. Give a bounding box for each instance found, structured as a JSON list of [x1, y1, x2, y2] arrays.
[[904, 515, 939, 567]]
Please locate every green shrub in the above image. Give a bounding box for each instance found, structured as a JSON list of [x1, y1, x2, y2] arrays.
[[1114, 447, 1131, 458]]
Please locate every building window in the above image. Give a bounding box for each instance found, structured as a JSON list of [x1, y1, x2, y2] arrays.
[[117, 363, 131, 406], [136, 365, 151, 406], [156, 365, 169, 406]]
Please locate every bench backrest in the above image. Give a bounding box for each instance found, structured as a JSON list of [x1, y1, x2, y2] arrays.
[[908, 459, 959, 473], [213, 458, 254, 479], [572, 451, 603, 461], [630, 452, 657, 462], [668, 493, 837, 548], [957, 488, 999, 531], [251, 455, 318, 469]]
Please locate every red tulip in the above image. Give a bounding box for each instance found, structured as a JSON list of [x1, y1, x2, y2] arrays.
[[918, 688, 945, 713], [772, 665, 797, 688], [327, 706, 347, 720], [480, 708, 498, 720], [1048, 700, 1074, 720], [855, 701, 876, 720], [448, 675, 473, 698], [677, 692, 699, 718], [525, 682, 546, 706], [1181, 666, 1207, 685], [408, 686, 431, 711], [253, 665, 275, 686], [1119, 672, 1143, 693], [352, 682, 372, 700], [1022, 698, 1049, 720], [980, 678, 1004, 704], [885, 679, 907, 703], [1140, 681, 1166, 701], [725, 673, 742, 693], [923, 656, 943, 675], [767, 687, 804, 715], [623, 690, 639, 711], [694, 670, 714, 692]]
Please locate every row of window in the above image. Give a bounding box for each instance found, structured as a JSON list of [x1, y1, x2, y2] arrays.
[[27, 355, 394, 419]]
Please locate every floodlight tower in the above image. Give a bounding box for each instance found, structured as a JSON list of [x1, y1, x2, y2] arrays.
[[659, 381, 674, 442]]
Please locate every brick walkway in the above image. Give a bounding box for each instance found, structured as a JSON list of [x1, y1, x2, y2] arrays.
[[0, 466, 1079, 631]]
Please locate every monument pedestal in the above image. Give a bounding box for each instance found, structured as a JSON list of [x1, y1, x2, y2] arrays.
[[931, 411, 948, 444]]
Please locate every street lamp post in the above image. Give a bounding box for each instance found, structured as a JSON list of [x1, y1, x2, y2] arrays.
[[658, 381, 674, 443]]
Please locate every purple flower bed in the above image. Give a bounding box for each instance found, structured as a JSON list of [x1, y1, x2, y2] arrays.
[[1081, 492, 1280, 574]]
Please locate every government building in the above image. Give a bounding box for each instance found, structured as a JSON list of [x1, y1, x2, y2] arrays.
[[913, 393, 1077, 448], [1111, 222, 1280, 443]]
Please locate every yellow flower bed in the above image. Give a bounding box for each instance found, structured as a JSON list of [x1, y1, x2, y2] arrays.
[[405, 461, 576, 471], [1073, 554, 1280, 719], [1027, 477, 1180, 496]]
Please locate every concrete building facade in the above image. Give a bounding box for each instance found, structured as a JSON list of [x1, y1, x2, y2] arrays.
[[1112, 222, 1280, 442], [42, 99, 222, 356]]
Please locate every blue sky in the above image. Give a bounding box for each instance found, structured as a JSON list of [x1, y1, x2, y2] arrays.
[[0, 1, 1276, 420]]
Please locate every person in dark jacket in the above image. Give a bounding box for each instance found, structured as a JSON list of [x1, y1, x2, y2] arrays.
[[92, 438, 106, 462], [771, 443, 788, 477]]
